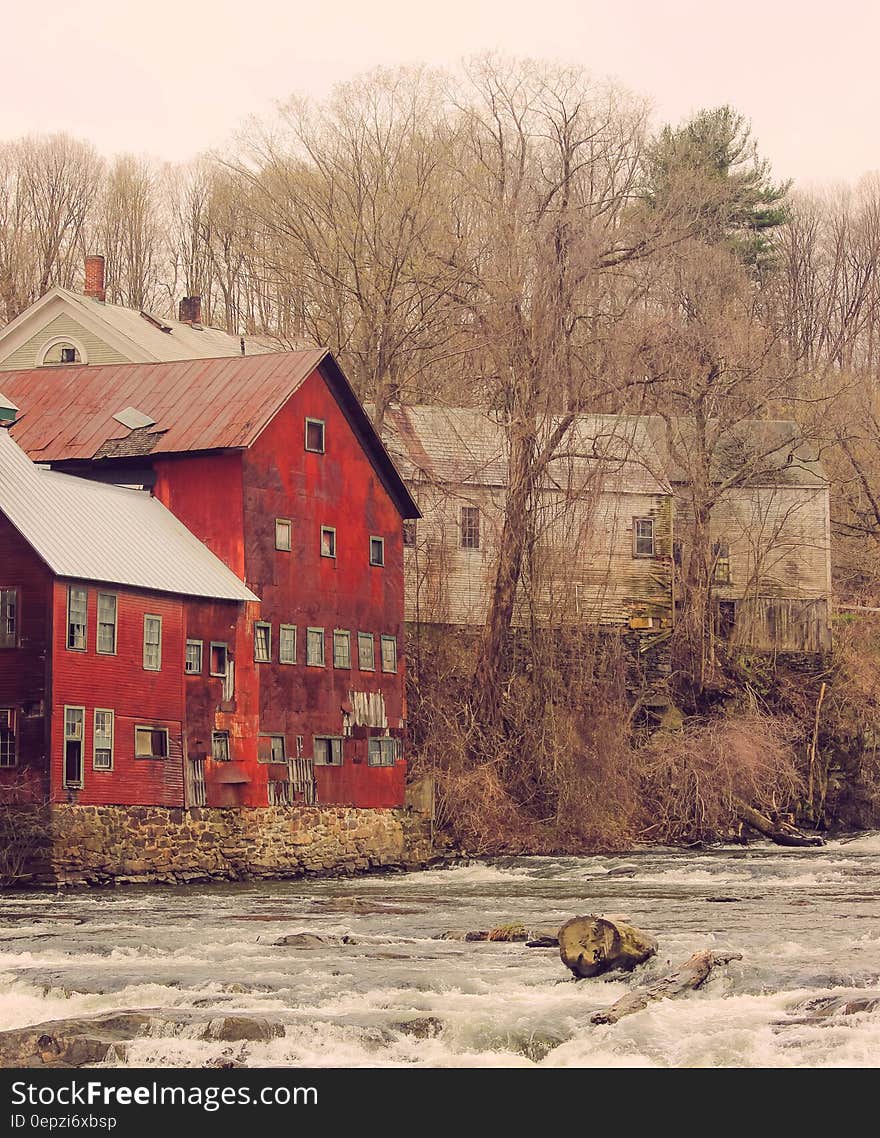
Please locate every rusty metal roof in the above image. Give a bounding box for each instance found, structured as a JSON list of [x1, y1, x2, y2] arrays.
[[2, 350, 420, 519]]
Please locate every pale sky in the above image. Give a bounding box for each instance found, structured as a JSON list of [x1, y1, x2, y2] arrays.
[[2, 0, 878, 188]]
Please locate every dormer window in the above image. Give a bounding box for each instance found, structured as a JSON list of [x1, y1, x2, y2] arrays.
[[41, 341, 83, 366]]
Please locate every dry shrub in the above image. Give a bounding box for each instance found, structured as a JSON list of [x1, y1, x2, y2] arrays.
[[433, 764, 549, 855], [635, 710, 804, 844]]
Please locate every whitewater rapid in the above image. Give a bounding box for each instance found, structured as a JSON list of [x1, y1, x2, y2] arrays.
[[2, 835, 879, 1067]]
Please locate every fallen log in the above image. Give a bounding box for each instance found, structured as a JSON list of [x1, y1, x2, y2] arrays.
[[736, 802, 825, 847], [590, 950, 742, 1025], [558, 916, 657, 979], [776, 992, 880, 1026]]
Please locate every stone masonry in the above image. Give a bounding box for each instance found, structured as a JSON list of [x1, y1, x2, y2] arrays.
[[34, 804, 435, 886]]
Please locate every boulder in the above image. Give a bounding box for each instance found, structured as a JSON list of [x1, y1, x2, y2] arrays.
[[558, 915, 658, 979]]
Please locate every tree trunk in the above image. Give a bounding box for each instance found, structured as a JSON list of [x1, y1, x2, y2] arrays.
[[558, 916, 658, 979], [590, 949, 742, 1024], [736, 802, 825, 847]]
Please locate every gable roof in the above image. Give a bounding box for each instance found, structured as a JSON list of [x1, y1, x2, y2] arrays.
[[0, 430, 257, 602], [3, 351, 420, 518], [0, 286, 277, 365], [381, 405, 673, 496]]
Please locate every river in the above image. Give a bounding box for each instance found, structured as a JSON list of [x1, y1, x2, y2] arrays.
[[2, 834, 879, 1068]]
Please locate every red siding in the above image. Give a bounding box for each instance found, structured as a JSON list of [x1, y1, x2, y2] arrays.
[[50, 582, 186, 806], [153, 452, 247, 579], [0, 516, 52, 799], [241, 369, 407, 806]]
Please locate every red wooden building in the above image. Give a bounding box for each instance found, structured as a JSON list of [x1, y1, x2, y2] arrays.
[[0, 351, 419, 809]]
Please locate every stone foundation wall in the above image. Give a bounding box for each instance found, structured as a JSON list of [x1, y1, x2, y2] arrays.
[[36, 804, 435, 886]]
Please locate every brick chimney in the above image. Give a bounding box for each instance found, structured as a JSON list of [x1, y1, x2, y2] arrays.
[[84, 255, 106, 302], [178, 296, 202, 325]]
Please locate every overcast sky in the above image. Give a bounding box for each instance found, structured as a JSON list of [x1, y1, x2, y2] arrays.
[[2, 0, 877, 189]]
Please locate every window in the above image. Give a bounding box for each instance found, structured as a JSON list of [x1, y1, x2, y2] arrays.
[[275, 519, 292, 552], [0, 709, 16, 768], [212, 731, 230, 761], [185, 639, 203, 674], [306, 627, 325, 667], [93, 709, 114, 771], [67, 587, 87, 651], [305, 418, 325, 453], [358, 632, 375, 671], [381, 635, 398, 673], [0, 588, 18, 648], [368, 737, 399, 767], [633, 518, 655, 557], [279, 625, 297, 664], [713, 540, 732, 585], [333, 629, 351, 669], [258, 734, 286, 763], [460, 506, 480, 549], [143, 615, 162, 670], [254, 622, 272, 663], [320, 526, 336, 558], [209, 642, 228, 677], [96, 593, 117, 655], [403, 520, 417, 548], [135, 725, 169, 759], [369, 537, 385, 566], [42, 341, 82, 366], [63, 706, 84, 787], [313, 736, 344, 765]]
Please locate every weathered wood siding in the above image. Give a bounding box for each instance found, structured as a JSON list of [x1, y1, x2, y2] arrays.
[[0, 313, 130, 370], [676, 484, 832, 652], [404, 481, 673, 628]]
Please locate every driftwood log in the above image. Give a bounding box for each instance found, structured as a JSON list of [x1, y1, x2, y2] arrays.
[[558, 916, 657, 979], [736, 802, 825, 847], [590, 950, 742, 1025]]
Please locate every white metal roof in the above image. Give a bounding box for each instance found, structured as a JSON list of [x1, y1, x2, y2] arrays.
[[0, 429, 258, 602]]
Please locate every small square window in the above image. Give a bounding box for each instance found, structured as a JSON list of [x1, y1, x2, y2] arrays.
[[258, 734, 286, 762], [212, 731, 230, 761], [306, 627, 325, 667], [305, 418, 325, 453], [333, 629, 351, 669], [275, 519, 292, 552], [185, 639, 203, 674], [633, 518, 655, 558], [380, 635, 397, 673], [209, 642, 228, 676], [358, 632, 375, 671], [320, 526, 336, 558], [279, 624, 296, 664], [135, 725, 168, 759], [313, 736, 344, 765], [254, 621, 272, 663], [369, 537, 385, 566]]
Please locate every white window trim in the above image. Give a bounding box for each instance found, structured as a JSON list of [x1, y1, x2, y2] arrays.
[[320, 525, 336, 559], [143, 614, 162, 671], [0, 708, 17, 768], [632, 517, 655, 558], [254, 621, 272, 663], [358, 632, 375, 671], [66, 586, 87, 652], [279, 624, 297, 665], [185, 639, 203, 674], [93, 708, 114, 771], [306, 627, 325, 667], [209, 641, 228, 677], [62, 705, 85, 788], [369, 536, 385, 566], [380, 634, 398, 674], [333, 629, 351, 669], [96, 592, 117, 656], [37, 335, 89, 368], [275, 518, 292, 552], [305, 417, 326, 454], [134, 724, 170, 760]]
